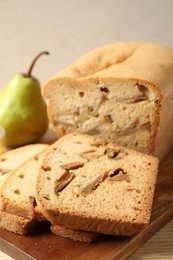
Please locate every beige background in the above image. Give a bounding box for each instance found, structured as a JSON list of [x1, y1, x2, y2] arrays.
[[0, 0, 173, 259]]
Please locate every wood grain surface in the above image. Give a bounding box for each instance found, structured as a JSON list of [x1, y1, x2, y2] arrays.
[[129, 219, 173, 259], [0, 145, 173, 260]]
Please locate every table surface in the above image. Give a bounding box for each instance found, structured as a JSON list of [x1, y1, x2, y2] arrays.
[[0, 0, 173, 259]]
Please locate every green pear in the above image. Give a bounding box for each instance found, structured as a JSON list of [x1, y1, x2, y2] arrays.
[[0, 51, 49, 147]]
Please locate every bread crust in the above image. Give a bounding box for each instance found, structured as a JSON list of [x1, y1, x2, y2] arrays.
[[51, 224, 100, 243], [0, 210, 38, 235], [49, 212, 146, 237], [48, 42, 173, 98]]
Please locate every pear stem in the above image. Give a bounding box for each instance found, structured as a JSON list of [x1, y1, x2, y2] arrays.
[[25, 51, 50, 77]]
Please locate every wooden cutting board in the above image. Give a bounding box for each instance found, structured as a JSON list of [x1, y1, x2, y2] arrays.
[[0, 145, 173, 260]]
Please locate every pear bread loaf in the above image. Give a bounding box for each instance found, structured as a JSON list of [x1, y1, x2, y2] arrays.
[[36, 133, 159, 236], [43, 42, 173, 160]]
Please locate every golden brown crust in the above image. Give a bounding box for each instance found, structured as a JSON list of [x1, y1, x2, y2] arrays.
[[155, 91, 173, 159], [51, 224, 100, 243], [49, 212, 147, 237], [44, 42, 173, 97], [0, 210, 38, 235]]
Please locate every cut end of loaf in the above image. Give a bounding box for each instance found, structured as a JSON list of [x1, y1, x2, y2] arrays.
[[43, 77, 163, 155], [36, 133, 159, 236]]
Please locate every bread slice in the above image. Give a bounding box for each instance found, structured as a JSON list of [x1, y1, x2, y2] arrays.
[[51, 224, 100, 243], [42, 42, 173, 160], [0, 149, 48, 219], [0, 144, 49, 234], [0, 144, 49, 189], [0, 210, 38, 235], [36, 133, 158, 236]]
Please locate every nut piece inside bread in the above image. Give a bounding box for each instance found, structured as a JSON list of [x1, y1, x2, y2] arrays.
[[36, 133, 159, 237]]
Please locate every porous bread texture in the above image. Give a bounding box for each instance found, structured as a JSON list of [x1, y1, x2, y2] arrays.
[[43, 42, 173, 160], [0, 144, 49, 234], [51, 224, 100, 243], [0, 147, 48, 220], [0, 210, 38, 235], [0, 144, 48, 174], [36, 133, 159, 236], [45, 77, 161, 156], [0, 144, 49, 190]]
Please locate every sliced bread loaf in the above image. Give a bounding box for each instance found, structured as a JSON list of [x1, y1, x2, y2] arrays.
[[36, 133, 159, 236], [43, 42, 173, 160]]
